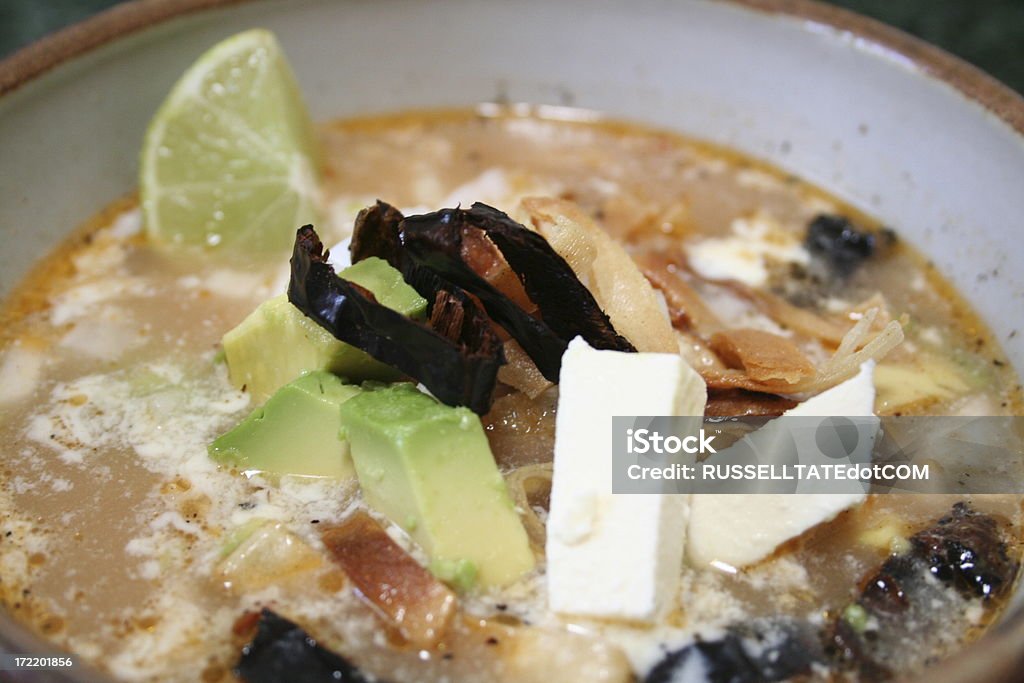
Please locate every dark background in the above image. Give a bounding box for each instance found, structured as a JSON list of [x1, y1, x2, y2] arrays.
[[1, 0, 1023, 94]]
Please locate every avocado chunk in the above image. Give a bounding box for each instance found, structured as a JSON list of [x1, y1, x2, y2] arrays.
[[222, 257, 427, 402], [339, 256, 428, 315], [339, 383, 535, 588], [209, 371, 361, 478]]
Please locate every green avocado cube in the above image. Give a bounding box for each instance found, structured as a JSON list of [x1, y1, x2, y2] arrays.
[[339, 383, 535, 588], [222, 257, 427, 402], [340, 256, 428, 316], [209, 371, 361, 478]]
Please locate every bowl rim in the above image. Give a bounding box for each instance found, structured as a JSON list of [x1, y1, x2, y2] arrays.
[[1, 0, 1024, 137], [0, 0, 1022, 681]]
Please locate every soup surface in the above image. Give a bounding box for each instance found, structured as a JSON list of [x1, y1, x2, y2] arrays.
[[0, 108, 1021, 682]]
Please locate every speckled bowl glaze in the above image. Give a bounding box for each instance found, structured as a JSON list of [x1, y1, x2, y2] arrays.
[[1, 1, 1022, 681]]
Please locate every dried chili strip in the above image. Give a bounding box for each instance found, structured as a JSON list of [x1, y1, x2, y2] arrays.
[[288, 225, 503, 414], [400, 204, 634, 380], [347, 202, 634, 381], [235, 609, 377, 683], [349, 200, 404, 269]]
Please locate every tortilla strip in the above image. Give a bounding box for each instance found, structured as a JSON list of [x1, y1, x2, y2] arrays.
[[520, 197, 678, 353], [709, 328, 815, 384], [635, 249, 724, 337], [321, 512, 456, 648]]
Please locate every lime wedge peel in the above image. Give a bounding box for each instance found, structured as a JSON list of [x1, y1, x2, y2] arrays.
[[141, 29, 323, 253]]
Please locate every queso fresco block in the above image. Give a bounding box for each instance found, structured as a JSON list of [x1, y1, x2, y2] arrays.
[[546, 337, 707, 622], [687, 362, 877, 569]]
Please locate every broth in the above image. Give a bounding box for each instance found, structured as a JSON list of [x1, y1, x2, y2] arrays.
[[0, 108, 1020, 682]]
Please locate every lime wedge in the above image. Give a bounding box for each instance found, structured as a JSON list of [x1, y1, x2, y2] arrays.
[[140, 29, 322, 252]]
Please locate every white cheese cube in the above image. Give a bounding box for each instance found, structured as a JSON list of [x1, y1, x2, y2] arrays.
[[546, 337, 706, 621], [786, 360, 876, 418], [687, 362, 876, 569]]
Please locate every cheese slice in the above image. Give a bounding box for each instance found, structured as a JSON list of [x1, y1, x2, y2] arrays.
[[687, 361, 876, 569], [686, 214, 810, 288], [546, 337, 706, 621]]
